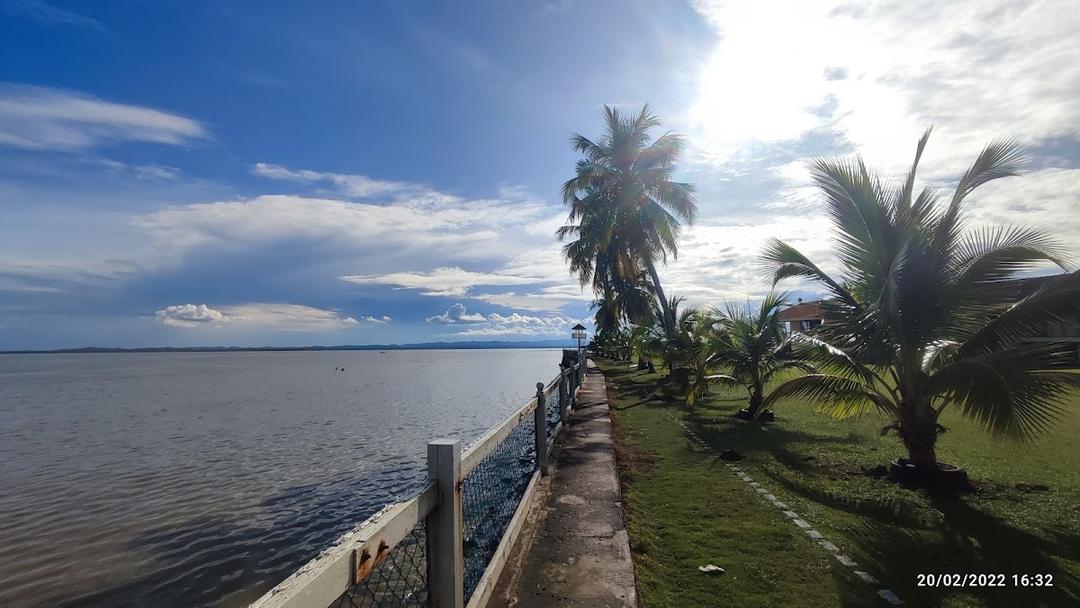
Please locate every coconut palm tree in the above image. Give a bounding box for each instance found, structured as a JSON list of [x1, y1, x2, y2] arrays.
[[645, 296, 699, 374], [589, 270, 655, 337], [686, 292, 814, 413], [558, 105, 697, 333], [761, 129, 1080, 481]]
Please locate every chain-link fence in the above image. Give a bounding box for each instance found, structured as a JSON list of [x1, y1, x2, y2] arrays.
[[461, 411, 538, 602], [544, 383, 562, 442], [330, 523, 428, 608]]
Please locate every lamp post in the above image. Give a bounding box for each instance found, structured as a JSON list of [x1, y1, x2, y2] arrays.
[[571, 323, 587, 349], [571, 323, 587, 386]]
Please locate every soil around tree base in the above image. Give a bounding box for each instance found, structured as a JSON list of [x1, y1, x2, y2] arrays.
[[889, 458, 970, 491], [735, 408, 775, 422]]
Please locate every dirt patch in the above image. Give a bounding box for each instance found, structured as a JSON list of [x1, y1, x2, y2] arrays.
[[607, 380, 656, 489]]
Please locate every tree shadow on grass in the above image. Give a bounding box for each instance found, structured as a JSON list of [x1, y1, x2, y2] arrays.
[[603, 367, 685, 412], [691, 414, 870, 462], [849, 501, 1080, 607], [686, 412, 1080, 607]]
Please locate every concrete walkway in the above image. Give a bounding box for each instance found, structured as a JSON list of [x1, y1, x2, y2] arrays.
[[489, 362, 636, 608]]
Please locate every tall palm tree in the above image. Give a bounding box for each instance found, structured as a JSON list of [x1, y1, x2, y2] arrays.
[[589, 269, 655, 336], [686, 292, 814, 413], [761, 129, 1080, 480], [558, 105, 697, 333]]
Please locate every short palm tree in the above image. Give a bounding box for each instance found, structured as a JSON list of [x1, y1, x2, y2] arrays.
[[646, 296, 699, 375], [762, 129, 1080, 480], [687, 292, 814, 413], [558, 105, 697, 333]]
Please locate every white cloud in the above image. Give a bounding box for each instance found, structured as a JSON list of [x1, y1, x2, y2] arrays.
[[252, 163, 416, 198], [965, 168, 1080, 257], [659, 167, 1080, 308], [0, 84, 206, 150], [343, 266, 549, 297], [426, 303, 487, 324], [660, 214, 837, 307], [470, 287, 590, 312], [455, 312, 587, 337], [136, 192, 554, 262], [7, 0, 104, 31], [154, 303, 379, 331], [686, 0, 1080, 174], [133, 164, 181, 180], [424, 303, 586, 337], [155, 304, 226, 328], [342, 245, 588, 311]]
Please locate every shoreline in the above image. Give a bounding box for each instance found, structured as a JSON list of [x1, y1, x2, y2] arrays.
[[0, 342, 573, 355]]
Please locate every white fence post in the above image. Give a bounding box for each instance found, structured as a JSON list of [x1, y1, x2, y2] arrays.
[[570, 363, 578, 405], [426, 439, 463, 608], [558, 366, 569, 422], [534, 382, 548, 476]]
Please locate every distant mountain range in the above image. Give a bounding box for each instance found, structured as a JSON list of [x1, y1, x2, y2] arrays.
[[1, 340, 581, 355]]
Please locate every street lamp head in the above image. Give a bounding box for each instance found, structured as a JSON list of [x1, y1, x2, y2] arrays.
[[571, 323, 587, 348]]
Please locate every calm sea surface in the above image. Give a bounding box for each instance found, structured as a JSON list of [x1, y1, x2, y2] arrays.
[[0, 349, 563, 608]]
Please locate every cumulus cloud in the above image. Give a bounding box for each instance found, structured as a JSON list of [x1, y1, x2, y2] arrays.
[[154, 303, 385, 331], [155, 304, 226, 327], [424, 303, 585, 337], [0, 84, 206, 150], [426, 303, 487, 324]]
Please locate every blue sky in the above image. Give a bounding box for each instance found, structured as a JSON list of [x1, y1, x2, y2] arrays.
[[2, 0, 1078, 349]]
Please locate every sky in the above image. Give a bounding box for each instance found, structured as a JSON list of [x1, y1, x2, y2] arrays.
[[1, 0, 1078, 350]]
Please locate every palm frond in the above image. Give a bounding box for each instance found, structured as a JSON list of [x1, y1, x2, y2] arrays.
[[959, 271, 1080, 355], [762, 374, 896, 418], [928, 343, 1079, 440], [761, 238, 861, 308], [935, 139, 1027, 253]]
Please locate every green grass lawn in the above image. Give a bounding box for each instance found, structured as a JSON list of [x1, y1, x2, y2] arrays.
[[599, 359, 1080, 608]]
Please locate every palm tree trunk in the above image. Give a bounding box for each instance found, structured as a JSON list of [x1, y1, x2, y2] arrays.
[[748, 386, 764, 416], [901, 407, 939, 476], [646, 262, 674, 333]]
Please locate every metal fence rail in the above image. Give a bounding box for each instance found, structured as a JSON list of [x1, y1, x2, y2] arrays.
[[250, 353, 588, 608]]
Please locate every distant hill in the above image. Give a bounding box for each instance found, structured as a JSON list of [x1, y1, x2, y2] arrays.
[[1, 340, 578, 355]]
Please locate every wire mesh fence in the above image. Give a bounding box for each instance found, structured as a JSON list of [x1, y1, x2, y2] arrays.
[[545, 383, 562, 442], [330, 523, 428, 608], [460, 413, 538, 602]]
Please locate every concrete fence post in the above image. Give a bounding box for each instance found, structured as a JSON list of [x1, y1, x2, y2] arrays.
[[426, 439, 463, 608], [558, 366, 569, 422], [572, 363, 580, 403], [534, 382, 548, 476]]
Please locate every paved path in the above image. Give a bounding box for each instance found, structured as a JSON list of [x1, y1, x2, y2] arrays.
[[488, 362, 636, 608]]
